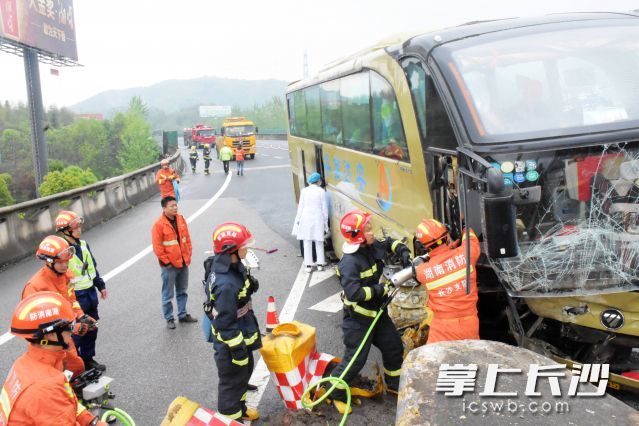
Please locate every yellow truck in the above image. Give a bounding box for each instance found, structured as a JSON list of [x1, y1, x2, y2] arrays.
[[217, 117, 257, 159]]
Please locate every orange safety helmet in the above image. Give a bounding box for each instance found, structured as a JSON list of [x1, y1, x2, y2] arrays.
[[55, 210, 84, 232], [36, 235, 75, 264], [415, 219, 449, 251], [212, 222, 254, 254], [11, 291, 75, 347], [339, 210, 372, 245]]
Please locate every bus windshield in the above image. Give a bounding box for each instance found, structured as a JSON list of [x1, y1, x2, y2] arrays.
[[441, 23, 639, 143], [226, 125, 255, 137]]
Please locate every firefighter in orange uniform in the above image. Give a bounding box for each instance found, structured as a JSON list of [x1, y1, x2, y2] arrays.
[[413, 219, 481, 343], [156, 158, 181, 199], [22, 235, 97, 377], [0, 292, 107, 426]]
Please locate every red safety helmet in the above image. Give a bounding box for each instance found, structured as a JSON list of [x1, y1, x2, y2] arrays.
[[340, 210, 372, 245], [55, 210, 84, 232], [36, 235, 75, 264], [11, 291, 75, 342], [212, 222, 254, 254], [415, 219, 449, 250]]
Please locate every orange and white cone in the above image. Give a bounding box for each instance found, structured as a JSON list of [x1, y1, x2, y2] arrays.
[[265, 296, 280, 333]]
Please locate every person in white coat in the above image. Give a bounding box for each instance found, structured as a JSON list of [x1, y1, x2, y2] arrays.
[[292, 172, 328, 273]]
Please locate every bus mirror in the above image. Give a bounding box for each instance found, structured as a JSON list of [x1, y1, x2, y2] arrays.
[[482, 167, 518, 258], [255, 126, 259, 134]]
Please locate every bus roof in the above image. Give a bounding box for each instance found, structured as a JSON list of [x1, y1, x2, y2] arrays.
[[287, 12, 638, 92]]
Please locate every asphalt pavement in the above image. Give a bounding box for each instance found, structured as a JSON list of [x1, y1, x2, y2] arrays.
[[0, 140, 398, 425]]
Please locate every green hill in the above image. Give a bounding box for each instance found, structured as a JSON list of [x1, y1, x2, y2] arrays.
[[70, 76, 288, 117]]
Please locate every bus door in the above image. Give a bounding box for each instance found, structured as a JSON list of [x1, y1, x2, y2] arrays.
[[314, 144, 325, 187]]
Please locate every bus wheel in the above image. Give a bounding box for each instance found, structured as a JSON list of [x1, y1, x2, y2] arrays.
[[250, 154, 255, 159]]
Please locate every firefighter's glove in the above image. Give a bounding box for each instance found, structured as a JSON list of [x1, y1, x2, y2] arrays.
[[203, 301, 215, 321], [73, 321, 90, 336], [248, 275, 259, 294], [373, 283, 389, 299], [230, 343, 249, 367], [400, 248, 412, 268], [78, 314, 97, 332]]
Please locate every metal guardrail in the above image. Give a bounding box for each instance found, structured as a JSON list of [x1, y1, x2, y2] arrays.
[[0, 151, 185, 267]]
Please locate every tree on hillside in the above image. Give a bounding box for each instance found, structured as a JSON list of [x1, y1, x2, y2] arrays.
[[39, 166, 98, 197], [128, 96, 149, 117], [0, 127, 35, 202], [117, 110, 158, 173], [0, 173, 15, 207]]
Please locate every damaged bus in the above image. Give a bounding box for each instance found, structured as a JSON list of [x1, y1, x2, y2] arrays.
[[286, 12, 639, 391]]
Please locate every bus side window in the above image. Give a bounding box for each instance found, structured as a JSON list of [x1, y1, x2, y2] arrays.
[[371, 72, 408, 161], [340, 72, 373, 153], [320, 79, 343, 145], [293, 90, 308, 137]]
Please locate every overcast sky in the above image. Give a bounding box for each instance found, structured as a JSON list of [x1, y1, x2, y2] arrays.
[[1, 0, 638, 108]]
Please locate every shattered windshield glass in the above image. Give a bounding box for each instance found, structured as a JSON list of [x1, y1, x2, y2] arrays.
[[442, 23, 639, 143], [488, 142, 639, 297]]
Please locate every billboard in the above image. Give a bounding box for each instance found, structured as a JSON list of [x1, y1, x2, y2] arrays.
[[0, 0, 77, 60], [199, 105, 232, 118]]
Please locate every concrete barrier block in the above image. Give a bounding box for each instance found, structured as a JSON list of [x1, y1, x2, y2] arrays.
[[396, 340, 639, 425]]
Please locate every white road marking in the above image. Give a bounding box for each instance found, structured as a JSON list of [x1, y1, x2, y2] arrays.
[[308, 291, 343, 313], [246, 262, 311, 410], [244, 164, 290, 171], [273, 156, 284, 160], [0, 172, 234, 348], [308, 267, 337, 288]]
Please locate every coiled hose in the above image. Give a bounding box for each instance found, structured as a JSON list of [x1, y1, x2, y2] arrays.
[[301, 287, 400, 426], [100, 407, 135, 425]]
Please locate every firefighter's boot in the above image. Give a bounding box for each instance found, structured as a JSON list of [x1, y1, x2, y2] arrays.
[[242, 407, 260, 422]]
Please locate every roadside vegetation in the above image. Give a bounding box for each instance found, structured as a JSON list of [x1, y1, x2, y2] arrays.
[[0, 97, 158, 206]]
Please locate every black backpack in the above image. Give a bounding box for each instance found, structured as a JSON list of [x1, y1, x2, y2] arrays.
[[202, 255, 215, 298]]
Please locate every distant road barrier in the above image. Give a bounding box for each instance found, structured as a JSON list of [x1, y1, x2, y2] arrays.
[[257, 133, 287, 141], [0, 151, 184, 267]]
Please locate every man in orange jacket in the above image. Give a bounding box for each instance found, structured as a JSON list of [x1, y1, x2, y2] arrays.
[[0, 292, 107, 425], [413, 219, 481, 344], [152, 195, 197, 329], [156, 159, 181, 199], [22, 235, 96, 377]]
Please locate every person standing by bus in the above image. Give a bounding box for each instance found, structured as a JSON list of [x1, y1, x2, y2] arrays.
[[234, 147, 245, 176], [55, 210, 108, 372], [412, 219, 481, 343], [329, 210, 411, 411], [189, 146, 199, 173], [292, 172, 328, 273], [202, 144, 212, 175]]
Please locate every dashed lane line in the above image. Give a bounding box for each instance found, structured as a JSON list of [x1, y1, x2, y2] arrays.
[[0, 172, 233, 347]]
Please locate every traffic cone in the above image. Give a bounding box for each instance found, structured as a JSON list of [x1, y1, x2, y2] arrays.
[[265, 296, 280, 333]]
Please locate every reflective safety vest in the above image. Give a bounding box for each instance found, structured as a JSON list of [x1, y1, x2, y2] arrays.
[[68, 240, 97, 291]]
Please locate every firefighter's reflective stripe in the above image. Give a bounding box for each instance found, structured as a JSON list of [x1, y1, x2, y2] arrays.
[[244, 331, 259, 346], [384, 367, 401, 377], [76, 401, 87, 416], [426, 266, 474, 291], [359, 264, 378, 279], [391, 240, 401, 253], [336, 268, 341, 277], [224, 409, 243, 420], [232, 357, 249, 366], [0, 386, 11, 423], [343, 297, 377, 318], [72, 301, 81, 310], [68, 240, 97, 291], [238, 279, 250, 299], [240, 392, 247, 402], [362, 287, 373, 301], [162, 240, 179, 246], [461, 230, 477, 241], [225, 332, 244, 348]]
